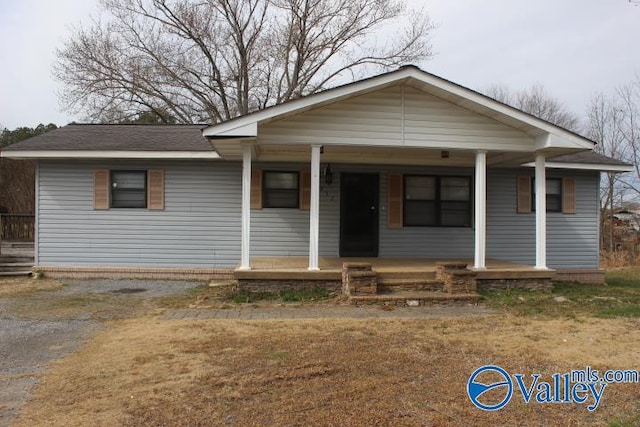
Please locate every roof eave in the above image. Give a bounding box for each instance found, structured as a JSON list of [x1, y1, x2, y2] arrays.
[[0, 150, 220, 160], [521, 160, 633, 172]]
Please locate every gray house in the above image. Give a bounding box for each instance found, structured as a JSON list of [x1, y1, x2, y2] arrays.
[[1, 66, 631, 289]]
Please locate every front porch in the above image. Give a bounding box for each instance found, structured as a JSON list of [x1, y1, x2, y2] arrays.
[[235, 257, 556, 305]]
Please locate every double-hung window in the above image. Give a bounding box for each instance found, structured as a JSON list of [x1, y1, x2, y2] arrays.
[[532, 178, 562, 212], [403, 175, 471, 227], [263, 171, 299, 208], [110, 170, 147, 208]]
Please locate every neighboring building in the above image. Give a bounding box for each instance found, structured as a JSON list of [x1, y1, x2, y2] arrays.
[[0, 66, 632, 286]]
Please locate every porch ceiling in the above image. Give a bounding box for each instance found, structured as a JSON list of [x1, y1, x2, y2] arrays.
[[209, 140, 571, 167]]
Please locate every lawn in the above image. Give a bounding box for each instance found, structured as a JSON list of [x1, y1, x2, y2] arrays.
[[6, 271, 640, 426]]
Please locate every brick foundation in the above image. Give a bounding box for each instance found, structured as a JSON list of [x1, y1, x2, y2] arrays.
[[37, 266, 233, 281], [477, 279, 553, 291], [555, 269, 605, 285]]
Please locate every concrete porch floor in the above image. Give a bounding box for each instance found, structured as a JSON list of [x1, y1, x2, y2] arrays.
[[238, 257, 556, 281]]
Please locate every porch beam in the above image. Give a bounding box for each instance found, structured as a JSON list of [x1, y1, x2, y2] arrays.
[[239, 143, 252, 270], [535, 153, 547, 269], [474, 150, 487, 270], [308, 144, 321, 271]]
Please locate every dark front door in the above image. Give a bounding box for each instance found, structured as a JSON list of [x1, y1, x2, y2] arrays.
[[340, 173, 379, 257]]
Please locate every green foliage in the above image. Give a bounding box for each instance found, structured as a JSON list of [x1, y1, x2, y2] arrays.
[[481, 271, 640, 318], [0, 123, 57, 148]]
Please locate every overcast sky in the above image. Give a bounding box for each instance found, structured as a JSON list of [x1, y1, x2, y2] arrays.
[[1, 0, 639, 129]]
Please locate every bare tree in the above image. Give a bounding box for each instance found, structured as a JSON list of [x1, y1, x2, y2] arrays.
[[586, 92, 630, 251], [483, 84, 581, 131], [55, 0, 434, 123]]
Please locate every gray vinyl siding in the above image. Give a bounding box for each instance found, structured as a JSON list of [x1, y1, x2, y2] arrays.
[[36, 161, 600, 269], [250, 163, 339, 257], [37, 160, 242, 267], [486, 169, 600, 269], [260, 85, 535, 151], [254, 164, 599, 267]]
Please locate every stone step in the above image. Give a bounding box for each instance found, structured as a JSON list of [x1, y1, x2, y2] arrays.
[[377, 278, 445, 293], [349, 291, 481, 306]]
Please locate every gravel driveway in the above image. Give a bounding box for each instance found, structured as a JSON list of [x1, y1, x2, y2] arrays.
[[0, 279, 203, 427]]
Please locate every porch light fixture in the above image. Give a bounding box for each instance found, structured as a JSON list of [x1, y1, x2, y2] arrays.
[[441, 150, 450, 159], [322, 164, 333, 185]]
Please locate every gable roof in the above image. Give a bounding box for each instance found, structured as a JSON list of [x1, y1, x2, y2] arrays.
[[202, 65, 595, 151], [1, 124, 219, 159]]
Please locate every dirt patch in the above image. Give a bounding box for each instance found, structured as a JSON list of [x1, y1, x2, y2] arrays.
[[0, 278, 64, 298], [13, 316, 640, 426], [0, 277, 207, 427]]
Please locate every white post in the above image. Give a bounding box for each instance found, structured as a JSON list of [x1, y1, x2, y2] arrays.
[[239, 143, 252, 270], [535, 153, 547, 269], [308, 144, 321, 271], [474, 150, 487, 270]]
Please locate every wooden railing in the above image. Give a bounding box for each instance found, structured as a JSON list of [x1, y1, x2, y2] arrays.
[[0, 214, 35, 242]]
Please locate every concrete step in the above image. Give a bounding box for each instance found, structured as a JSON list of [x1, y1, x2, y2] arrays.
[[377, 278, 445, 293], [349, 291, 481, 306]]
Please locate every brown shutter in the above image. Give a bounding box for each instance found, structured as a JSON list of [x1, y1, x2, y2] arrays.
[[251, 168, 262, 209], [517, 176, 532, 213], [387, 173, 403, 228], [562, 177, 576, 214], [94, 169, 109, 210], [299, 170, 311, 210], [147, 170, 165, 210]]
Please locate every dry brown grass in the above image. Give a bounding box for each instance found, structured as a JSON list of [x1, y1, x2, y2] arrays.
[[0, 277, 64, 297], [14, 315, 640, 426]]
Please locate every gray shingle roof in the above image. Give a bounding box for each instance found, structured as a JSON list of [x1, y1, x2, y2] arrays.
[[1, 124, 630, 169], [548, 151, 631, 167], [2, 124, 213, 152]]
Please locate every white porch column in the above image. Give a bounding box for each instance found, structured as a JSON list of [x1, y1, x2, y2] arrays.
[[239, 143, 252, 270], [474, 150, 487, 270], [308, 144, 321, 271], [535, 153, 547, 269]]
